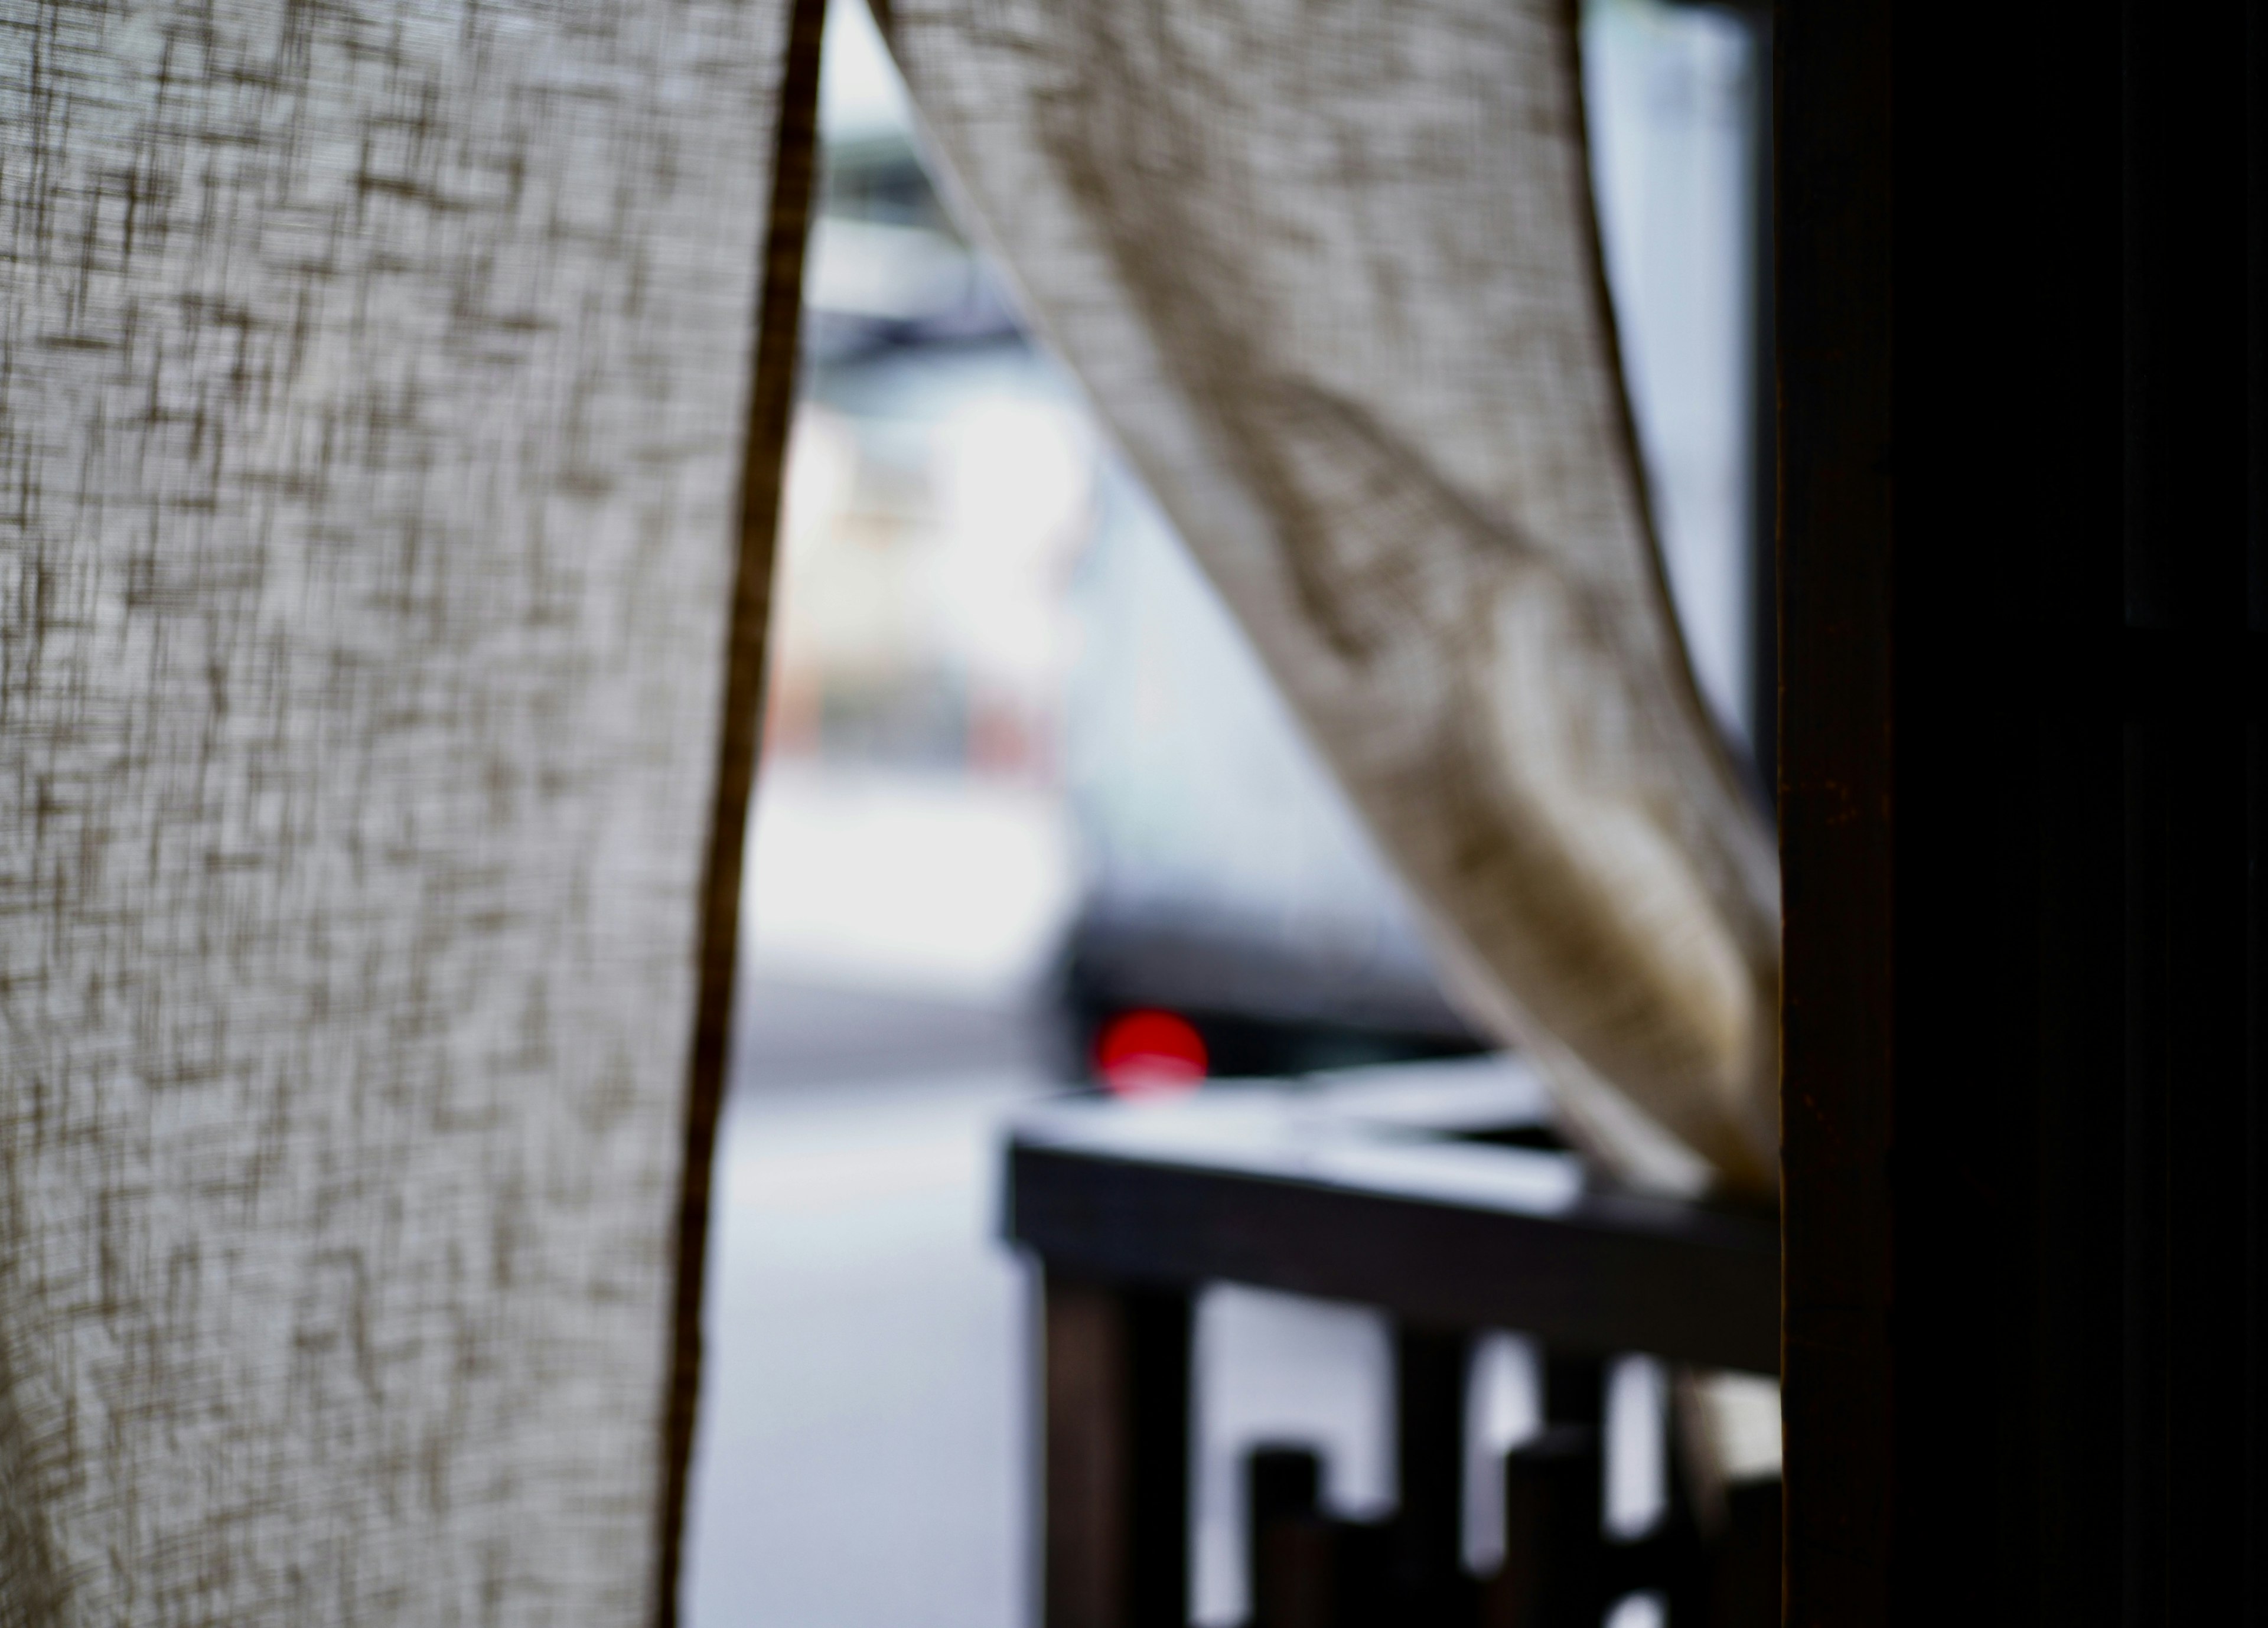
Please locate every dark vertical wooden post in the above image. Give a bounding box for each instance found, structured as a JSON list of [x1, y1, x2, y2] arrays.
[[1041, 1272, 1191, 1628], [1044, 1275, 1130, 1628], [1247, 1446, 1334, 1628], [1486, 1424, 1603, 1628], [1125, 1286, 1193, 1628], [1392, 1323, 1475, 1611], [1781, 0, 2261, 1620], [1480, 1345, 1607, 1628], [1709, 1480, 1782, 1628], [2121, 4, 2256, 1616], [1775, 0, 1895, 1614]]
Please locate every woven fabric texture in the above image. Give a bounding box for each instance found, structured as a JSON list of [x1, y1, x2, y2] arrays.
[[0, 2, 790, 1622], [883, 0, 1781, 1195]]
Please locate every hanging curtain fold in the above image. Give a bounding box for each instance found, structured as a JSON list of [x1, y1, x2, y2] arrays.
[[876, 0, 1781, 1197], [0, 1, 804, 1621]]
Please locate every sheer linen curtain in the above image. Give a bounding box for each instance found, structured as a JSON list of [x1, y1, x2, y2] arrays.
[[0, 1, 803, 1622], [876, 0, 1782, 1198]]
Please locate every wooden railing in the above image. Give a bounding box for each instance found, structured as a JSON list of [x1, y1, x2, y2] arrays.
[[1003, 1063, 1780, 1628]]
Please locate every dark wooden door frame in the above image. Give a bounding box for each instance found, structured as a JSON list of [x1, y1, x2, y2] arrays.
[[1777, 3, 2264, 1622], [1775, 0, 1894, 1616]]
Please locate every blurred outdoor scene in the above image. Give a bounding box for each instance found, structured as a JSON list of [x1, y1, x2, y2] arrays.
[[682, 1, 1764, 1623]]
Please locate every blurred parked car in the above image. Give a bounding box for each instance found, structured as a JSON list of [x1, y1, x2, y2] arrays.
[[793, 0, 1759, 1093]]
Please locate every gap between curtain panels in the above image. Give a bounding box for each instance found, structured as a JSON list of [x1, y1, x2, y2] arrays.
[[654, 0, 832, 1620]]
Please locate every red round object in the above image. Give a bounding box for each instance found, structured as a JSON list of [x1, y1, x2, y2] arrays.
[[1094, 1009, 1208, 1097]]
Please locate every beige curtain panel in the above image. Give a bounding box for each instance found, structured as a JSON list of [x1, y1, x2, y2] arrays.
[[880, 0, 1781, 1199], [0, 1, 812, 1622]]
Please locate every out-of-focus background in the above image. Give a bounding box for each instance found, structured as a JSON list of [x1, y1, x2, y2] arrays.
[[682, 1, 1762, 1621]]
